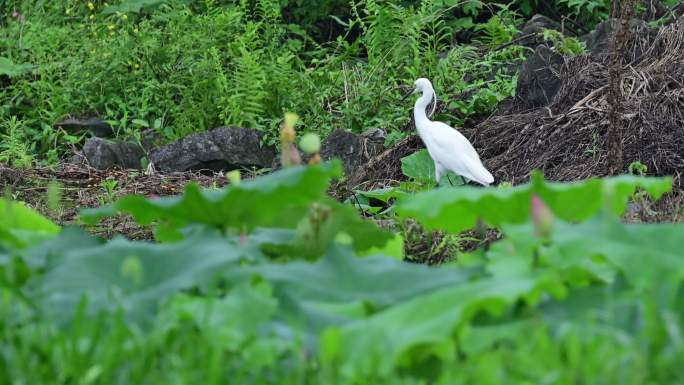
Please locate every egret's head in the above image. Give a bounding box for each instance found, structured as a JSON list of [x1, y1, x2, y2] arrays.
[[401, 77, 434, 101], [413, 78, 433, 94]]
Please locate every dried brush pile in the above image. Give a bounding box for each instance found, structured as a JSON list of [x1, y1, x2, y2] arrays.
[[474, 16, 684, 187]]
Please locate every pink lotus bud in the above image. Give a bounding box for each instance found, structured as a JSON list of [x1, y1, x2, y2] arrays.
[[12, 8, 24, 21], [239, 233, 248, 245], [531, 194, 553, 237]]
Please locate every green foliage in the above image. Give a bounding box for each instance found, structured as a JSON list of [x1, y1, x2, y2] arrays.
[[2, 0, 524, 159], [556, 0, 610, 26], [0, 198, 60, 250], [2, 163, 683, 383], [0, 57, 34, 77], [34, 229, 244, 325], [0, 116, 35, 167], [101, 0, 175, 14], [396, 170, 672, 233], [401, 149, 436, 185], [542, 28, 587, 56]]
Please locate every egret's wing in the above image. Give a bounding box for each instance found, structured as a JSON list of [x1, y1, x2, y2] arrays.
[[456, 153, 495, 185], [430, 122, 494, 185], [431, 122, 482, 161]]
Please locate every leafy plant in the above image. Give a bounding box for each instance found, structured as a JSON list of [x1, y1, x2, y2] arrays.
[[542, 28, 587, 56], [2, 162, 683, 383], [0, 57, 34, 77]]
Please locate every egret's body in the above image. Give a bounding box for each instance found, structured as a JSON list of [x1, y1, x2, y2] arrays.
[[407, 78, 494, 186]]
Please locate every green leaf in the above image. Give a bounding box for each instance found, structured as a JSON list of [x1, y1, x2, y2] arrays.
[[31, 231, 244, 325], [548, 216, 684, 292], [238, 245, 473, 329], [358, 233, 404, 260], [321, 275, 542, 379], [0, 199, 60, 250], [401, 150, 435, 184], [0, 57, 34, 78], [79, 161, 343, 234], [283, 197, 393, 258], [101, 0, 169, 14], [131, 119, 149, 127], [158, 282, 278, 348], [396, 172, 671, 233]]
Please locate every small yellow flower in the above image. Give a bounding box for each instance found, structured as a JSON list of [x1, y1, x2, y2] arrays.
[[104, 2, 109, 6], [134, 63, 140, 69], [87, 2, 94, 10], [122, 14, 128, 20], [89, 14, 95, 20], [108, 24, 115, 30], [65, 9, 71, 15], [133, 28, 139, 34]]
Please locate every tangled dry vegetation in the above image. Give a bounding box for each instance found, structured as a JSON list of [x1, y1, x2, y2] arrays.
[[476, 16, 684, 187]]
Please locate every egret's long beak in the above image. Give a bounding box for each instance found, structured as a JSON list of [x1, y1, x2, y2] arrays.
[[401, 88, 417, 101]]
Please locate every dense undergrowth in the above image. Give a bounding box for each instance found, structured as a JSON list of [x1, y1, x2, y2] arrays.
[[2, 157, 683, 383], [0, 0, 616, 164]]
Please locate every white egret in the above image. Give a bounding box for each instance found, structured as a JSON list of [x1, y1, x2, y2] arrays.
[[403, 78, 494, 186]]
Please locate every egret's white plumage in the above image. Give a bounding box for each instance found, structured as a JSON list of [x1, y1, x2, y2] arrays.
[[407, 78, 494, 186]]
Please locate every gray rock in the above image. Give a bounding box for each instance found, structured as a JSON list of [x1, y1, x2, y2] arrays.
[[580, 19, 621, 55], [516, 14, 562, 49], [320, 128, 384, 176], [362, 127, 387, 142], [139, 128, 166, 151], [511, 45, 565, 110], [54, 117, 114, 137], [82, 137, 146, 170], [149, 126, 275, 172], [580, 18, 651, 56]]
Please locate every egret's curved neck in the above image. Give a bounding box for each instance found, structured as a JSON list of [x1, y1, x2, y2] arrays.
[[413, 87, 435, 133]]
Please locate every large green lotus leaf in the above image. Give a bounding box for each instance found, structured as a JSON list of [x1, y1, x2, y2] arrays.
[[31, 231, 244, 325], [320, 274, 546, 379], [536, 173, 672, 220], [492, 221, 617, 286], [157, 282, 278, 346], [250, 197, 393, 259], [548, 216, 684, 292], [395, 171, 671, 233], [0, 199, 61, 250], [317, 214, 684, 380], [17, 226, 104, 268], [248, 245, 473, 306], [80, 161, 342, 232], [395, 182, 532, 233], [234, 245, 474, 328]]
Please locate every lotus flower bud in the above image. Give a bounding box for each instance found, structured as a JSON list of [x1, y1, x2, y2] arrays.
[[299, 133, 321, 155], [227, 170, 241, 186], [531, 194, 553, 237]]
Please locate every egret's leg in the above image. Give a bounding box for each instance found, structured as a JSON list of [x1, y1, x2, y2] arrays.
[[447, 175, 454, 186], [434, 163, 444, 186]]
